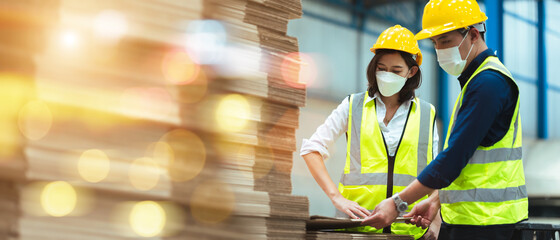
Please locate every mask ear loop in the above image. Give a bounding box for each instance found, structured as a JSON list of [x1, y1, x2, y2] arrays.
[[458, 30, 475, 61], [458, 30, 470, 47], [464, 41, 475, 61], [404, 69, 411, 80]]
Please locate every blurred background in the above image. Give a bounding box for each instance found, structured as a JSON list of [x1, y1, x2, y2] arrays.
[[0, 0, 311, 239], [289, 0, 560, 224]]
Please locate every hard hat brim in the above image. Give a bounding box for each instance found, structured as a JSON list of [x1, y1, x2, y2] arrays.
[[414, 26, 460, 40], [371, 48, 423, 66], [415, 16, 488, 40]]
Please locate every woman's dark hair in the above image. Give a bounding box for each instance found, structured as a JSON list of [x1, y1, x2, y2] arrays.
[[366, 49, 422, 104]]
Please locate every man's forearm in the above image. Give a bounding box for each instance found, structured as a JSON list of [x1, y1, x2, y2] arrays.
[[398, 179, 436, 204]]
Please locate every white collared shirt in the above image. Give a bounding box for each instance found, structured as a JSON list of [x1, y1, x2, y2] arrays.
[[300, 93, 439, 159]]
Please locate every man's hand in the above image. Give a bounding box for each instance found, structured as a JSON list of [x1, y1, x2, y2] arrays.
[[404, 194, 440, 229], [361, 197, 398, 229], [331, 195, 370, 219], [418, 211, 441, 240]]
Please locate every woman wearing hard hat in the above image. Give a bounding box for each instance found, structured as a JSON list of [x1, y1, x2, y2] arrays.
[[362, 1, 527, 240], [301, 25, 440, 239]]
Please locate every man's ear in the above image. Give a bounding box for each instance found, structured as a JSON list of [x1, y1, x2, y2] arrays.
[[469, 27, 481, 43]]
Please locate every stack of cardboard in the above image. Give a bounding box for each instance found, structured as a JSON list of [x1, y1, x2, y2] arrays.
[[0, 0, 310, 239], [306, 231, 414, 240], [0, 1, 58, 239], [0, 181, 18, 239], [201, 0, 309, 239]]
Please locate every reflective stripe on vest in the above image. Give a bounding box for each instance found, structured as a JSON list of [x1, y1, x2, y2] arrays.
[[440, 56, 528, 226], [337, 92, 435, 239]]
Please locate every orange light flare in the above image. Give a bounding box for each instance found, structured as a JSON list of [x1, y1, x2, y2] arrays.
[[280, 52, 318, 89], [161, 50, 200, 85]]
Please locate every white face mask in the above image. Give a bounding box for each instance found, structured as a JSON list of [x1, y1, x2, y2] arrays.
[[436, 31, 474, 76], [376, 71, 409, 97]]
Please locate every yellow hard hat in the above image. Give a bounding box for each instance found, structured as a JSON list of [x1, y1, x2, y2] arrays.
[[415, 0, 488, 40], [370, 25, 422, 65]]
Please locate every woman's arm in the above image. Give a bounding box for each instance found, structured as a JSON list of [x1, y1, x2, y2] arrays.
[[303, 151, 370, 219], [301, 96, 371, 219]]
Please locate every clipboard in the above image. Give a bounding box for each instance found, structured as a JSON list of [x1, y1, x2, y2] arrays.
[[306, 215, 412, 230]]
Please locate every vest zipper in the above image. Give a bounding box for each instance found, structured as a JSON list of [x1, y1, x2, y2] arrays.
[[375, 99, 414, 233]]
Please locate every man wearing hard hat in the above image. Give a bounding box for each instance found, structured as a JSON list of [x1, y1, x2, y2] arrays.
[[362, 0, 527, 239]]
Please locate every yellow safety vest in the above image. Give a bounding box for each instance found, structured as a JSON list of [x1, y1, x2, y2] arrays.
[[337, 92, 436, 239], [440, 56, 528, 225]]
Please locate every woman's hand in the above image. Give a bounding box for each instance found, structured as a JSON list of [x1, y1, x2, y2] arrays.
[[331, 195, 371, 219]]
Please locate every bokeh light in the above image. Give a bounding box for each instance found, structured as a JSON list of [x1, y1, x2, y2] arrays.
[[129, 157, 161, 191], [159, 129, 206, 182], [40, 181, 77, 217], [93, 9, 128, 42], [161, 50, 200, 85], [281, 52, 317, 89], [171, 67, 208, 104], [184, 20, 227, 64], [59, 30, 80, 49], [112, 201, 183, 237], [22, 182, 94, 217], [129, 201, 166, 237], [17, 100, 53, 141], [215, 94, 251, 132], [190, 180, 235, 224], [149, 141, 173, 166], [78, 149, 111, 183]]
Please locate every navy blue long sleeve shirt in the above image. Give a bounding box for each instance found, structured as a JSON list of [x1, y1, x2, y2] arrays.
[[417, 49, 519, 189]]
